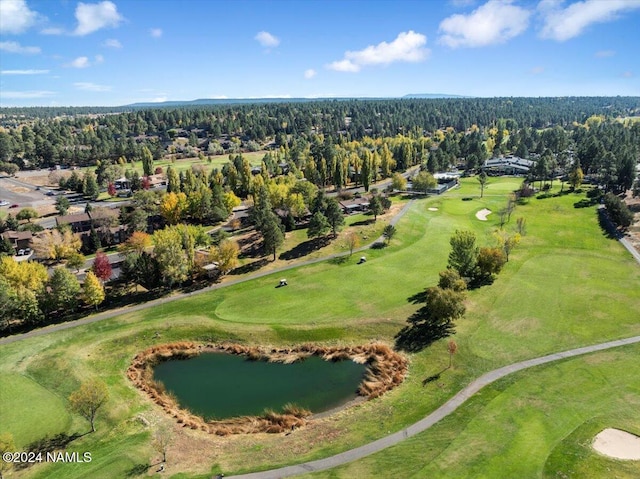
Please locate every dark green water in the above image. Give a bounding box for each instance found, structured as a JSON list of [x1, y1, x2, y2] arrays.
[[153, 353, 367, 420]]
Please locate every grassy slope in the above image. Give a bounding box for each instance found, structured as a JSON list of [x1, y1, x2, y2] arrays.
[[1, 178, 639, 478], [306, 344, 640, 479]]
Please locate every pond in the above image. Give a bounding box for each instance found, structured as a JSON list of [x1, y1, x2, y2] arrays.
[[153, 353, 367, 420]]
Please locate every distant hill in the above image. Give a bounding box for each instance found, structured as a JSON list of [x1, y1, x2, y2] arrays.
[[125, 97, 367, 107], [125, 94, 469, 107], [402, 93, 470, 99]]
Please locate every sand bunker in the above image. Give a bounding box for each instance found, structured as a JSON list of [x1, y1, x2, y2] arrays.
[[475, 208, 492, 221], [428, 207, 438, 211], [592, 428, 640, 460]]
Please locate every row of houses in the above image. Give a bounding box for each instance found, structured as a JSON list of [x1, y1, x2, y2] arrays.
[[2, 209, 130, 256]]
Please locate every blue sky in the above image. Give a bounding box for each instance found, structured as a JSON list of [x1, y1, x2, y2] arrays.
[[0, 0, 639, 106]]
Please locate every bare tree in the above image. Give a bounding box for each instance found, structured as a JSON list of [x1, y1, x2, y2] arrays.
[[343, 231, 360, 256], [153, 425, 173, 464], [447, 340, 458, 368]]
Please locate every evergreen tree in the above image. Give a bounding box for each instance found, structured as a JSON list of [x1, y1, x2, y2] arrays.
[[166, 166, 180, 193], [141, 146, 154, 176], [369, 195, 384, 221], [307, 211, 330, 238], [325, 198, 345, 236], [261, 212, 284, 260], [83, 171, 99, 200]]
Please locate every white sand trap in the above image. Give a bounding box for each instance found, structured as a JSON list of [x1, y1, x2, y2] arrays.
[[428, 207, 438, 211], [475, 208, 492, 221], [592, 428, 640, 460]]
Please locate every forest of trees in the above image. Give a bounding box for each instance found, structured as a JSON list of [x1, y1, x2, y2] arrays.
[[1, 96, 639, 333], [1, 97, 639, 196]]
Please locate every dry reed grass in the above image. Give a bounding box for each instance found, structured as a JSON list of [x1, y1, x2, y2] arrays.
[[127, 341, 407, 435]]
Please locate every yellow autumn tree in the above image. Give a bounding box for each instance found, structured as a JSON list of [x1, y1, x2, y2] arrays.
[[209, 239, 240, 275], [83, 271, 105, 309], [159, 192, 187, 225], [0, 256, 48, 292], [32, 229, 81, 261]]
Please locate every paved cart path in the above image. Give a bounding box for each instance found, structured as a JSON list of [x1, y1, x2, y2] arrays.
[[227, 334, 640, 479], [0, 200, 416, 347]]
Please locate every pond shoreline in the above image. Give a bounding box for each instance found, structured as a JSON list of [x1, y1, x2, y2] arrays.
[[127, 342, 408, 435]]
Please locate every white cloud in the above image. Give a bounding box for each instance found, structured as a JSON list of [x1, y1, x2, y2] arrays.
[[66, 55, 104, 68], [74, 1, 123, 36], [438, 0, 530, 48], [622, 71, 634, 78], [255, 31, 280, 48], [0, 0, 38, 34], [1, 90, 54, 99], [74, 82, 111, 92], [304, 69, 317, 79], [530, 66, 545, 74], [40, 27, 64, 35], [539, 0, 640, 42], [0, 40, 40, 54], [68, 56, 90, 68], [327, 59, 360, 72], [103, 38, 122, 48], [1, 69, 49, 75], [327, 30, 429, 73], [150, 28, 162, 38]]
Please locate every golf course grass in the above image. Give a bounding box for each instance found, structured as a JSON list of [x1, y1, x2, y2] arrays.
[[1, 177, 639, 478]]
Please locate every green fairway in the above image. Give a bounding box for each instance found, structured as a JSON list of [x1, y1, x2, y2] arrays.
[[0, 373, 71, 448], [305, 344, 640, 479], [1, 177, 639, 478]]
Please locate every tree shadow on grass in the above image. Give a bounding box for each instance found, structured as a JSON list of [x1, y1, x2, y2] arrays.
[[229, 258, 269, 275], [394, 324, 453, 353], [597, 207, 621, 240], [18, 433, 82, 470], [126, 463, 151, 477], [279, 236, 331, 260], [422, 367, 449, 386], [328, 255, 348, 265], [349, 219, 375, 227]]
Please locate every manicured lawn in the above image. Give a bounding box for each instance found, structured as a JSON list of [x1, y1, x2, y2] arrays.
[[306, 344, 640, 479], [1, 177, 638, 478], [0, 373, 72, 447]]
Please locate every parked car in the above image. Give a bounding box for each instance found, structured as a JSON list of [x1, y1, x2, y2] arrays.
[[0, 200, 9, 207], [9, 204, 19, 208]]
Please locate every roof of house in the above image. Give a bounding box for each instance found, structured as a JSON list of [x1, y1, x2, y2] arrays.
[[1, 230, 33, 241], [56, 213, 91, 225], [339, 197, 371, 209]]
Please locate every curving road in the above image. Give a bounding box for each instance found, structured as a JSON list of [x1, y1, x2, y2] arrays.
[[227, 334, 640, 479]]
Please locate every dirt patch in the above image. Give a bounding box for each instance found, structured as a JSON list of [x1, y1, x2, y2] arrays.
[[592, 428, 640, 460], [127, 342, 407, 435], [475, 208, 492, 221]]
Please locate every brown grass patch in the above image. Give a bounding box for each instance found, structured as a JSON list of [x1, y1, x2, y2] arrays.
[[127, 342, 407, 435]]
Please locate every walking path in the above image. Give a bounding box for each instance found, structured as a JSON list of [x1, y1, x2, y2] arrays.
[[0, 200, 416, 347], [227, 335, 640, 479]]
